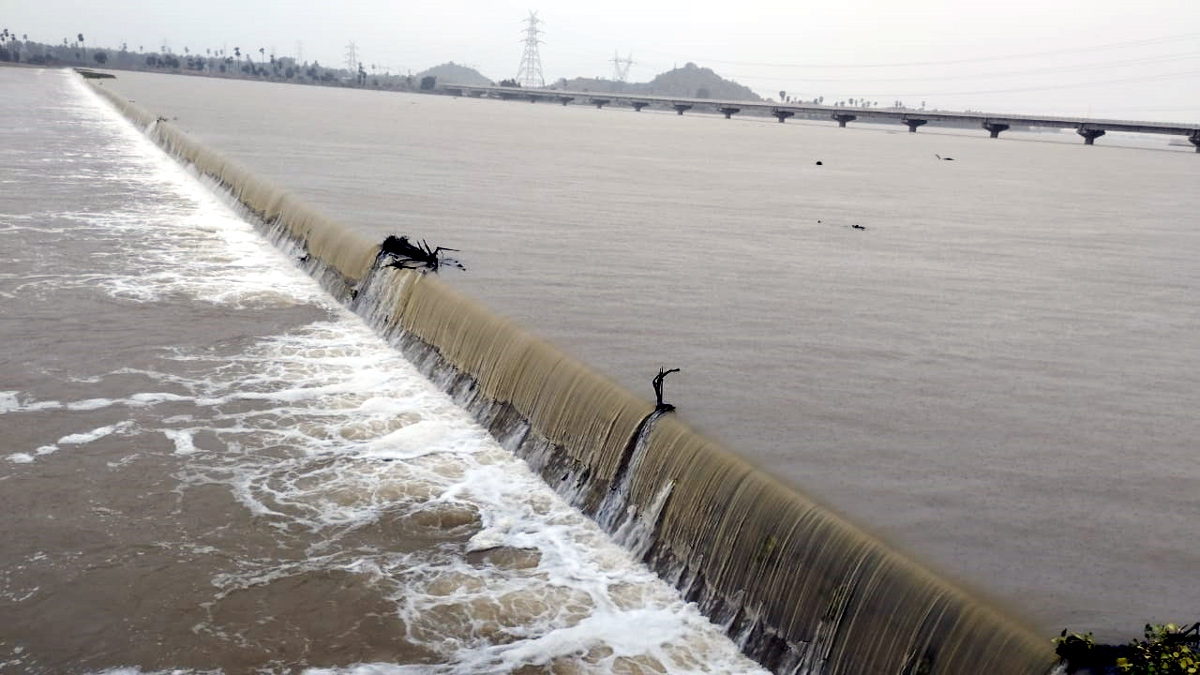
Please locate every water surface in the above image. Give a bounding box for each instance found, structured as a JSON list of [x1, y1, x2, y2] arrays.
[[95, 69, 1200, 640], [0, 67, 765, 674]]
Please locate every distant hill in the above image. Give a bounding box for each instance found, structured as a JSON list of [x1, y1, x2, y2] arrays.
[[417, 62, 492, 86], [554, 63, 760, 102]]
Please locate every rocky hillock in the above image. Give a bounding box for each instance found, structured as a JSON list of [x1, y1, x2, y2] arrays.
[[417, 62, 493, 86], [555, 62, 760, 101]]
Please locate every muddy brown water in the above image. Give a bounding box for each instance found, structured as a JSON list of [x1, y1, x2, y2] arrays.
[[89, 69, 1200, 642], [1, 67, 765, 674], [6, 61, 1200, 672]]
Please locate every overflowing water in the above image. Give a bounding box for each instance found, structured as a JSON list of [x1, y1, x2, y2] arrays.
[[87, 68, 1200, 644], [0, 67, 766, 674]]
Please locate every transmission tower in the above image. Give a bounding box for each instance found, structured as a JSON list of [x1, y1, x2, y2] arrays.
[[515, 11, 545, 88], [611, 51, 634, 83], [345, 41, 358, 73]]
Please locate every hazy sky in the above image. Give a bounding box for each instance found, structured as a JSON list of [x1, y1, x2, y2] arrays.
[[6, 0, 1199, 121]]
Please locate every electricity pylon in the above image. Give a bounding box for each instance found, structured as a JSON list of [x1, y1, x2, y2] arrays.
[[611, 51, 634, 83], [516, 11, 545, 87]]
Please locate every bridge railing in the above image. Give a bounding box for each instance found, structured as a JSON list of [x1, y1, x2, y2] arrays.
[[443, 83, 1200, 150]]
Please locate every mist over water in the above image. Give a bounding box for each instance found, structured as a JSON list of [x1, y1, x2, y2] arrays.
[[89, 69, 1200, 642], [0, 68, 765, 674]]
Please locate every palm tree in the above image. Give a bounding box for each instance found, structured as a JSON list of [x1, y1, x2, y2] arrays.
[[77, 32, 84, 56], [258, 46, 264, 65], [234, 46, 241, 70]]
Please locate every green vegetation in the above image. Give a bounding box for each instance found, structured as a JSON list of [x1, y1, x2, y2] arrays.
[[1055, 623, 1199, 674], [0, 28, 431, 92], [1118, 624, 1200, 674]]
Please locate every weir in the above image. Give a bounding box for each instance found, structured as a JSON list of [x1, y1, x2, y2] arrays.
[[89, 79, 1058, 675]]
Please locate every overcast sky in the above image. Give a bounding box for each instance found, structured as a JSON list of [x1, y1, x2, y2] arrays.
[[6, 0, 1199, 121]]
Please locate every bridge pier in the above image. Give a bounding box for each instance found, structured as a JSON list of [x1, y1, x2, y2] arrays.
[[557, 96, 574, 106], [772, 109, 795, 123], [1077, 126, 1107, 145], [982, 122, 1010, 138], [498, 92, 520, 101], [832, 113, 857, 127], [1189, 130, 1200, 153], [719, 107, 740, 119], [591, 98, 610, 109], [630, 101, 649, 112], [527, 94, 539, 103], [673, 103, 693, 115], [904, 118, 928, 133]]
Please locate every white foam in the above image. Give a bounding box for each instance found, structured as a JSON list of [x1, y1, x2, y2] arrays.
[[484, 608, 687, 668], [0, 392, 64, 415], [67, 398, 117, 411], [129, 393, 192, 405], [146, 319, 766, 673], [7, 454, 34, 464], [48, 75, 335, 313], [59, 421, 132, 445], [163, 429, 197, 455], [301, 666, 435, 675]]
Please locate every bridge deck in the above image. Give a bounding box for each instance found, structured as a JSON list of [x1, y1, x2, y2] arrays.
[[446, 84, 1199, 138]]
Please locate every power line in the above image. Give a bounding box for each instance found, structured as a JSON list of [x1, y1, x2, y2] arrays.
[[695, 52, 1200, 85], [782, 68, 1200, 100], [730, 52, 1200, 84], [639, 32, 1200, 70]]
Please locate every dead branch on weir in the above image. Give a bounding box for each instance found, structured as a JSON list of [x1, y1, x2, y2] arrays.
[[653, 367, 680, 412], [379, 235, 465, 272]]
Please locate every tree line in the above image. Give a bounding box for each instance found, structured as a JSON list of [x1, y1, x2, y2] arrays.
[[0, 29, 427, 92]]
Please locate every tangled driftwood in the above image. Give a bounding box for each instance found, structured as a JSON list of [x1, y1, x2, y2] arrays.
[[379, 235, 465, 272]]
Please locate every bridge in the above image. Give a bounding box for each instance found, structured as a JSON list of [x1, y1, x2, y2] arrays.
[[441, 84, 1200, 152]]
